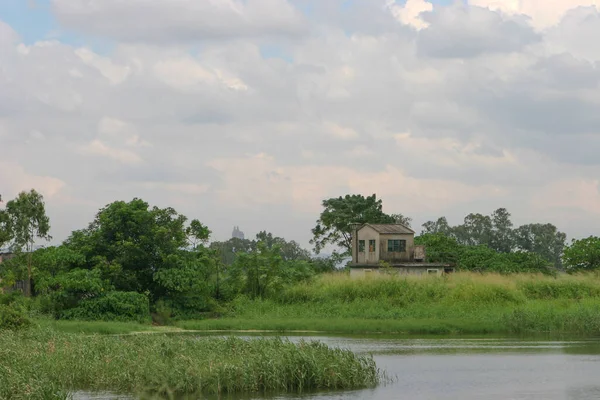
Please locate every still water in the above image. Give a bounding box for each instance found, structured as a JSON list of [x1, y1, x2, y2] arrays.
[[77, 335, 600, 400]]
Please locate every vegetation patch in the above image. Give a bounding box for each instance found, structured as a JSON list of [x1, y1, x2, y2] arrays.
[[0, 329, 381, 399]]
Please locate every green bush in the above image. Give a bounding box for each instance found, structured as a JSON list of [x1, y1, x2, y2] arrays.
[[0, 305, 31, 330], [59, 291, 150, 323]]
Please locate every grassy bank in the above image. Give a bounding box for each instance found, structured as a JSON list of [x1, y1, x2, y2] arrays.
[[178, 273, 600, 336], [0, 328, 380, 399]]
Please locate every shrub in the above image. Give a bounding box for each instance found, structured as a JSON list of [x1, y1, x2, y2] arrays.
[[0, 305, 31, 330], [59, 291, 150, 323]]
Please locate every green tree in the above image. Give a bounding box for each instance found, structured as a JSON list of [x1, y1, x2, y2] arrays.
[[256, 231, 311, 261], [421, 217, 452, 236], [64, 198, 202, 299], [514, 223, 566, 268], [389, 213, 412, 227], [490, 208, 514, 253], [310, 194, 396, 254], [209, 237, 256, 266], [563, 236, 600, 272], [454, 213, 492, 247], [0, 190, 51, 296]]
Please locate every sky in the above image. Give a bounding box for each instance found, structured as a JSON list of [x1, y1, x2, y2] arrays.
[[1, 0, 600, 250]]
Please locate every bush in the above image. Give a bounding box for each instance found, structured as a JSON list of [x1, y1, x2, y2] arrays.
[[0, 305, 31, 330], [59, 291, 150, 323]]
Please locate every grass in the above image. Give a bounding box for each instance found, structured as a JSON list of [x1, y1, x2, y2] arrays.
[[0, 328, 381, 399], [35, 318, 159, 335], [177, 272, 600, 336]]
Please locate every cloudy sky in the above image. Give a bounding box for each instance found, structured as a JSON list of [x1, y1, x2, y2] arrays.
[[1, 0, 600, 249]]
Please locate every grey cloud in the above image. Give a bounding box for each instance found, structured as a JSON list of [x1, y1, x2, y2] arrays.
[[51, 0, 308, 43], [418, 5, 539, 58]]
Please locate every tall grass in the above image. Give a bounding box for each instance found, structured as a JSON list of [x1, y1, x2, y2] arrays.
[[0, 328, 380, 399], [181, 272, 600, 335]]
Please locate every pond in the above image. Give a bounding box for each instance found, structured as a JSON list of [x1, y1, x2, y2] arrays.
[[75, 334, 600, 400]]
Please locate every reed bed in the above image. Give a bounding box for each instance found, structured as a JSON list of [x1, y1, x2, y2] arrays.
[[0, 329, 380, 399], [180, 272, 600, 335]]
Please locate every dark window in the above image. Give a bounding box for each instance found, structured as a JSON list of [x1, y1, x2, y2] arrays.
[[358, 240, 365, 253], [387, 239, 406, 252], [369, 240, 376, 253]]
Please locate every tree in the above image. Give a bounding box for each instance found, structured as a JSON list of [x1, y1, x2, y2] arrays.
[[310, 194, 396, 254], [185, 219, 211, 250], [563, 236, 600, 272], [454, 213, 492, 247], [256, 231, 311, 261], [389, 213, 412, 227], [490, 208, 514, 253], [421, 217, 452, 236], [0, 190, 52, 296], [514, 223, 566, 268], [64, 198, 199, 298]]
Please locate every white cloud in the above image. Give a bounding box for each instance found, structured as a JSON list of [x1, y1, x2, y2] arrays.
[[0, 162, 66, 199], [153, 57, 248, 91], [470, 0, 600, 29], [388, 0, 434, 30], [75, 48, 131, 85]]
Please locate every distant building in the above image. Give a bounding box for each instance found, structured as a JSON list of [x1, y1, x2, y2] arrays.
[[232, 226, 245, 240], [350, 223, 454, 277]]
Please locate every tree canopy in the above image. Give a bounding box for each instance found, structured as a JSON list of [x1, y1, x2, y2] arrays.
[[310, 194, 404, 254], [563, 236, 600, 272]]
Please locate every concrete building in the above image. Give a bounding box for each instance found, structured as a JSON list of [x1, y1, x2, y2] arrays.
[[232, 226, 245, 240], [349, 223, 454, 277]]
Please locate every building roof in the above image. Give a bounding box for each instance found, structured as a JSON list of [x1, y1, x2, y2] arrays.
[[360, 223, 415, 234]]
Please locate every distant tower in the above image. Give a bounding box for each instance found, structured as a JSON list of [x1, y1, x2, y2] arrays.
[[232, 226, 245, 240]]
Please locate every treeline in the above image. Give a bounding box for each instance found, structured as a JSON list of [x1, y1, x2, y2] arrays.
[[1, 191, 599, 326], [0, 193, 336, 323], [421, 209, 566, 268]]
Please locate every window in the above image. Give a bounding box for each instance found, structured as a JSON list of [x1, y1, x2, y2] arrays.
[[427, 269, 439, 275], [369, 240, 376, 253], [387, 239, 406, 252], [358, 240, 365, 253]]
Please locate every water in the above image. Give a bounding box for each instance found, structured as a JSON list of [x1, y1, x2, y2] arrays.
[[75, 335, 600, 400]]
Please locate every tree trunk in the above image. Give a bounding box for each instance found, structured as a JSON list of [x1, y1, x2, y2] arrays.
[[25, 250, 32, 297]]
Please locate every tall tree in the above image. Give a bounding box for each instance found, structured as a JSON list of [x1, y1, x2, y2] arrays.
[[563, 236, 600, 272], [389, 213, 413, 227], [64, 198, 198, 298], [490, 208, 514, 253], [421, 217, 452, 236], [0, 190, 52, 296], [256, 231, 311, 261], [310, 194, 395, 254], [515, 223, 567, 268], [454, 213, 492, 247]]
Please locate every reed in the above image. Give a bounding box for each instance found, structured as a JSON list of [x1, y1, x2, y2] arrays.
[[177, 272, 600, 335], [0, 328, 381, 399]]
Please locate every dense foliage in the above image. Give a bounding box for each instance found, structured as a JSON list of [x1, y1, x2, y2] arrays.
[[421, 209, 567, 269], [415, 233, 554, 274], [0, 195, 338, 322], [563, 236, 600, 272]]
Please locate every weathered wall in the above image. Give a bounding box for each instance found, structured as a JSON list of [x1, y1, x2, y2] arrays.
[[379, 233, 414, 263], [356, 225, 380, 264]]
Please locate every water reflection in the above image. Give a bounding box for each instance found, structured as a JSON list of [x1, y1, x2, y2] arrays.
[[75, 335, 600, 400]]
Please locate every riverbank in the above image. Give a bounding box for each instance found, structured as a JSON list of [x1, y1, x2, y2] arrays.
[[177, 273, 600, 336], [35, 273, 600, 336], [0, 328, 380, 399]]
